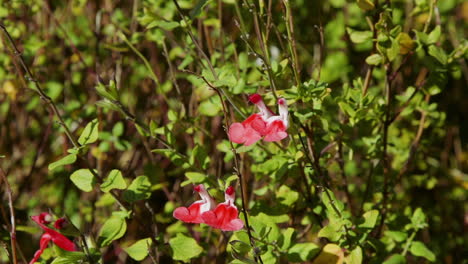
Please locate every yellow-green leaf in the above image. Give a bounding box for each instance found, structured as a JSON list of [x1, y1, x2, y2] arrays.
[[356, 0, 375, 11], [78, 119, 99, 145], [169, 233, 203, 261], [124, 238, 153, 261]]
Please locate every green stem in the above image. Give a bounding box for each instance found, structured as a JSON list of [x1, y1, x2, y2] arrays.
[[402, 230, 417, 256]]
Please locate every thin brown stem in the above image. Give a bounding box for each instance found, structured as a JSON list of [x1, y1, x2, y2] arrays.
[[0, 168, 18, 264], [375, 68, 392, 238], [282, 0, 300, 86], [338, 139, 355, 216], [242, 0, 278, 99]]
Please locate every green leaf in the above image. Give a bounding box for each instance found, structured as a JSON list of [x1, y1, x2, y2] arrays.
[[356, 0, 375, 11], [359, 210, 379, 229], [95, 100, 121, 112], [428, 45, 447, 65], [397, 32, 415, 54], [100, 169, 127, 192], [70, 169, 96, 192], [198, 97, 222, 116], [112, 122, 124, 137], [147, 20, 180, 30], [427, 25, 441, 44], [190, 145, 210, 169], [276, 185, 299, 206], [338, 101, 356, 117], [387, 39, 400, 62], [95, 82, 118, 101], [78, 119, 99, 145], [50, 251, 86, 264], [48, 154, 77, 171], [383, 254, 406, 264], [190, 0, 210, 18], [347, 246, 363, 264], [411, 208, 427, 230], [409, 241, 435, 262], [238, 52, 248, 70], [318, 224, 342, 242], [312, 244, 344, 264], [365, 54, 383, 65], [287, 242, 320, 262], [230, 240, 250, 254], [98, 216, 127, 247], [124, 238, 153, 261], [45, 81, 63, 101], [347, 28, 373, 44], [123, 176, 152, 203], [279, 228, 296, 251], [184, 172, 206, 184], [385, 231, 408, 242], [414, 30, 428, 45], [169, 233, 203, 261]]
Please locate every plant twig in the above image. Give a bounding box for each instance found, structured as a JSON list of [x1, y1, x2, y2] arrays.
[[337, 139, 355, 216], [282, 0, 300, 87], [0, 24, 134, 213], [0, 168, 18, 264], [0, 24, 79, 148], [172, 0, 245, 118], [185, 72, 263, 264], [374, 70, 392, 238], [242, 0, 278, 99]]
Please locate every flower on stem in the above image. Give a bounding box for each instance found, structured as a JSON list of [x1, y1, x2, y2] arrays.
[[228, 94, 289, 145], [173, 184, 216, 224], [29, 213, 77, 264], [201, 186, 244, 231]]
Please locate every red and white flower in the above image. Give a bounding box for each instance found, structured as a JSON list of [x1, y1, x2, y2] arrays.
[[173, 184, 216, 224], [29, 213, 77, 264], [201, 186, 244, 231], [228, 94, 289, 145], [264, 98, 289, 142]]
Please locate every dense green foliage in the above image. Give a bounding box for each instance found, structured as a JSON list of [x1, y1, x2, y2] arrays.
[[0, 0, 467, 263]]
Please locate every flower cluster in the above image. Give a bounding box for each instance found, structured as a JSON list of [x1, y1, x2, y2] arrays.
[[228, 94, 289, 146], [173, 185, 244, 231], [29, 213, 76, 264]]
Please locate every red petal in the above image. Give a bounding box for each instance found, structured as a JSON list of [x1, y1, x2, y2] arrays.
[[201, 204, 244, 231], [200, 210, 218, 227], [29, 233, 52, 264], [47, 228, 76, 251], [248, 94, 262, 104], [264, 120, 288, 142], [243, 127, 262, 146], [249, 117, 267, 135], [222, 219, 244, 231], [30, 214, 76, 252], [228, 123, 246, 143], [173, 203, 203, 223]]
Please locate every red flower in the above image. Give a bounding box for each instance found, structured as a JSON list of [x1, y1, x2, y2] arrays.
[[201, 186, 244, 231], [29, 213, 76, 264], [173, 184, 216, 224], [228, 94, 289, 145], [264, 98, 289, 142]]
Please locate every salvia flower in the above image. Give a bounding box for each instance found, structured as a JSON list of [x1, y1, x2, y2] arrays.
[[173, 184, 216, 224], [173, 185, 243, 231], [228, 94, 289, 145], [201, 186, 244, 231], [30, 213, 77, 264]]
